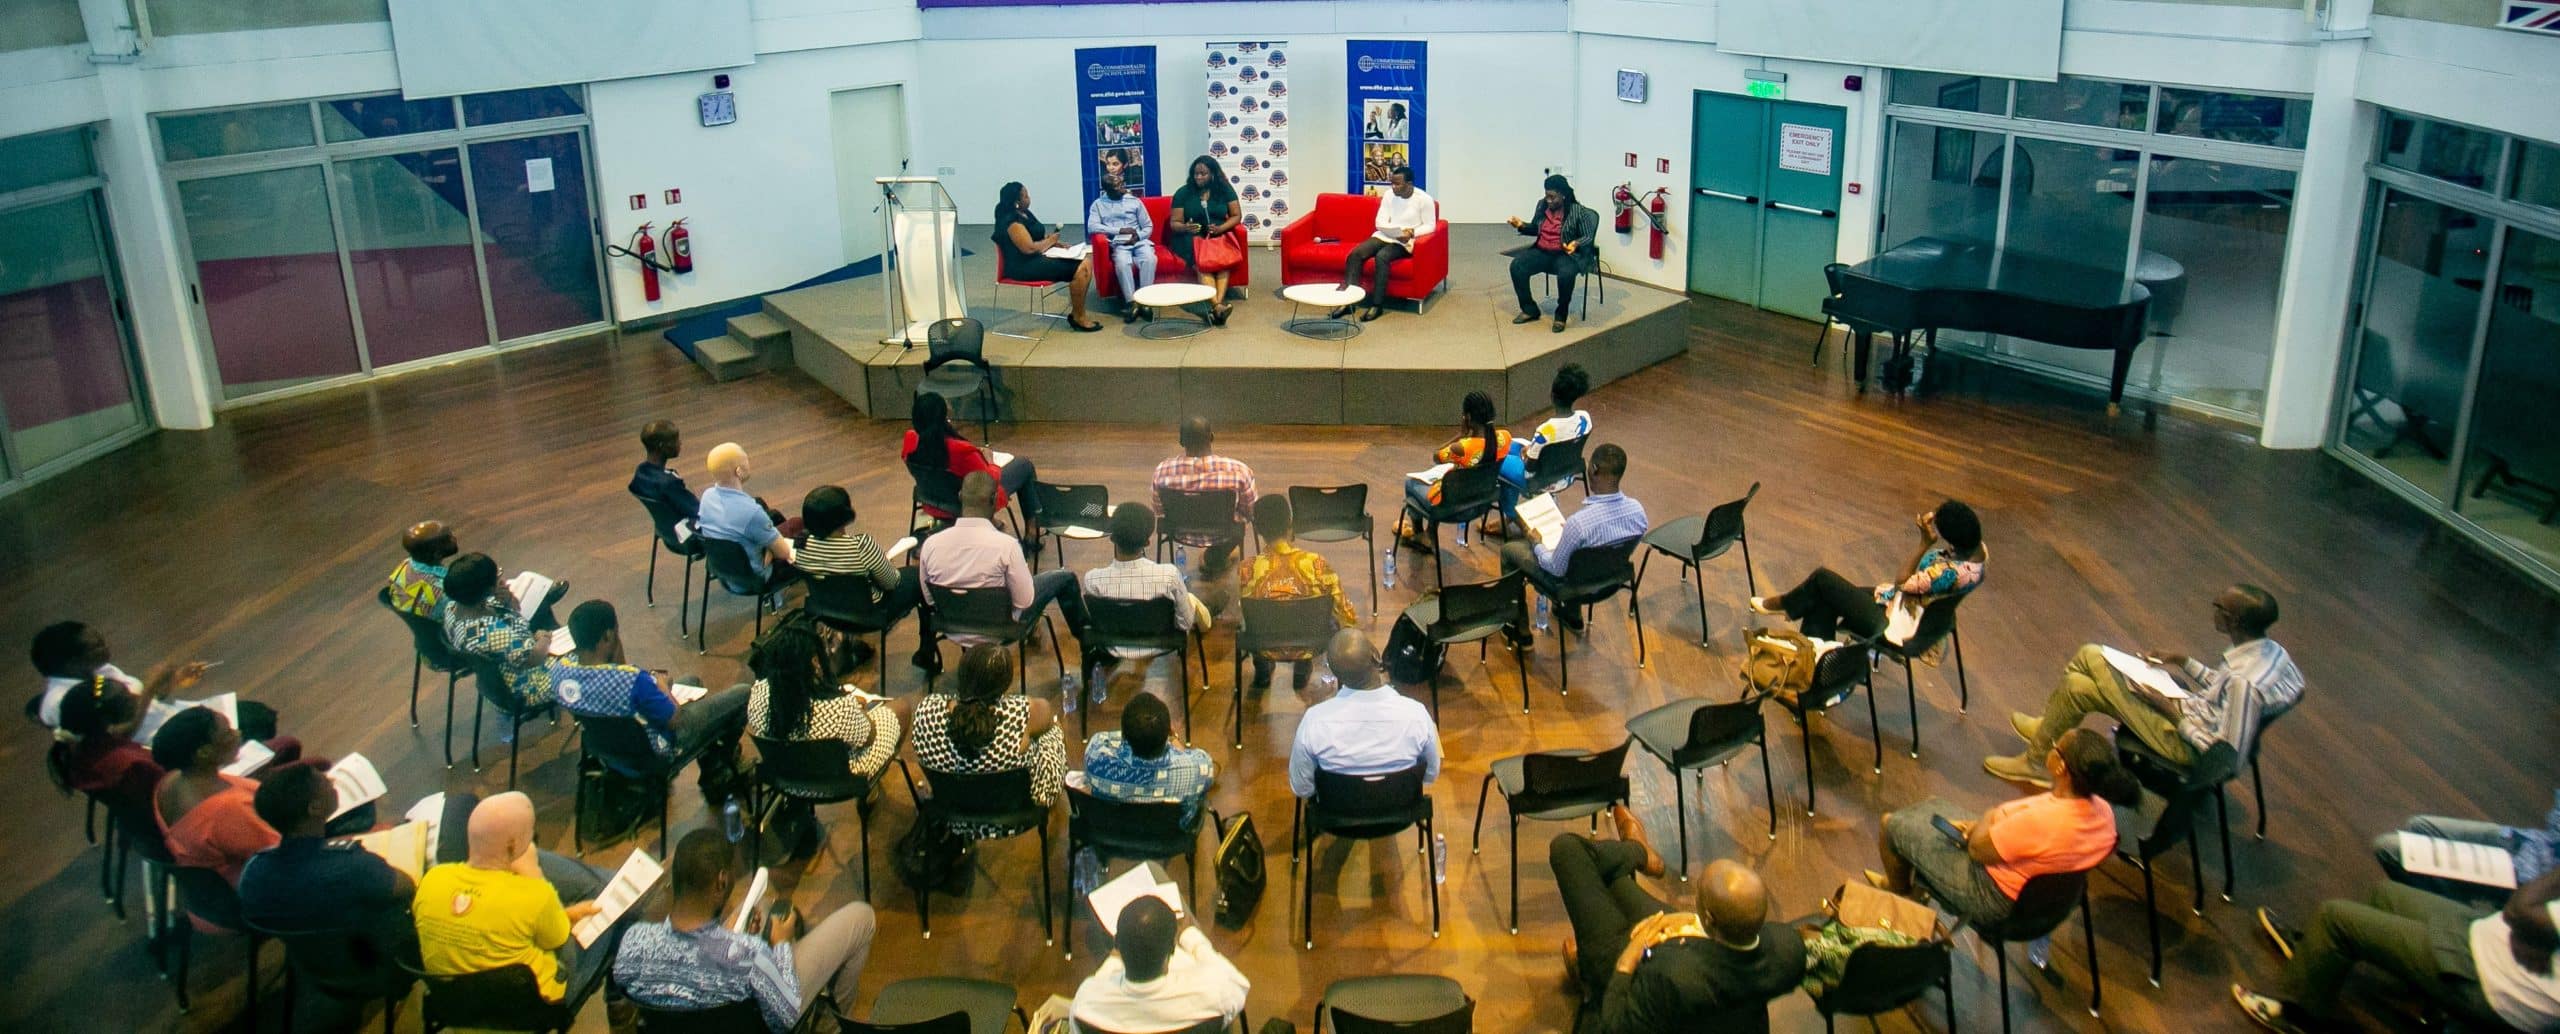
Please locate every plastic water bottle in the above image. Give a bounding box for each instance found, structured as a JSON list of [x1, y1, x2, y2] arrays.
[[1455, 520, 1469, 547], [722, 799, 746, 843], [1382, 547, 1398, 589], [1073, 848, 1102, 898], [1174, 545, 1188, 571], [1060, 668, 1084, 713], [1535, 597, 1551, 632], [1432, 833, 1448, 884], [2027, 934, 2052, 968]]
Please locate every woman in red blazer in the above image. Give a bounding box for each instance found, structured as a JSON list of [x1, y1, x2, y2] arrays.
[[900, 392, 1041, 533]]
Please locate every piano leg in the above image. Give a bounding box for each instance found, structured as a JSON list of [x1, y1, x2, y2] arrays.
[[1853, 331, 1872, 393], [2108, 345, 2136, 419]]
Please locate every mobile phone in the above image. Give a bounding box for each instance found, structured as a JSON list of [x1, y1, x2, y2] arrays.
[[1931, 814, 1965, 844]]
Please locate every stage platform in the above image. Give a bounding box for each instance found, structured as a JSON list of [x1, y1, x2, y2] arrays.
[[766, 223, 1689, 425]]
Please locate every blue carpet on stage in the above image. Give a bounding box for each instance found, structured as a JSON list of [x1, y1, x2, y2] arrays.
[[659, 250, 970, 359]]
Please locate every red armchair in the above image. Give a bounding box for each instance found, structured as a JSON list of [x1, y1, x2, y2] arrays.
[[1277, 192, 1449, 303], [1088, 196, 1252, 300]]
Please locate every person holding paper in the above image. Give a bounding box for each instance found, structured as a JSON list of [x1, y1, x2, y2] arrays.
[[1070, 895, 1249, 1033], [1499, 443, 1648, 635], [2373, 791, 2560, 906], [1332, 166, 1435, 323], [613, 828, 879, 1032], [1399, 390, 1513, 527], [698, 442, 802, 593], [1750, 499, 1986, 652], [442, 552, 558, 713], [28, 620, 278, 743], [795, 485, 932, 668], [1875, 729, 2136, 929], [238, 764, 420, 947], [1087, 172, 1157, 320], [903, 391, 1043, 541], [549, 600, 751, 806], [1150, 415, 1259, 576], [1239, 496, 1358, 689], [919, 472, 1089, 647], [150, 707, 369, 888], [1550, 809, 1806, 1034], [413, 792, 617, 1011], [1984, 584, 2304, 788], [2232, 869, 2560, 1034], [1497, 364, 1595, 531], [1287, 630, 1440, 798], [746, 612, 905, 854], [629, 420, 702, 523], [992, 181, 1104, 332]]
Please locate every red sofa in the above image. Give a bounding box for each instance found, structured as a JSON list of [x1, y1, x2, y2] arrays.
[[1087, 196, 1252, 300], [1277, 192, 1450, 304]]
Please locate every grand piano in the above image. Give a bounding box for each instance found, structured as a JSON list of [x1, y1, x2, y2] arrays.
[[1829, 236, 2153, 414]]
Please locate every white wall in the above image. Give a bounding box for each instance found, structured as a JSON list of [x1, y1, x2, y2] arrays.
[[2360, 14, 2560, 147]]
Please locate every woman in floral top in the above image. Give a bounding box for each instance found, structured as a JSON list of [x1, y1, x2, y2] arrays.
[[1751, 500, 1986, 645], [900, 644, 1065, 839]]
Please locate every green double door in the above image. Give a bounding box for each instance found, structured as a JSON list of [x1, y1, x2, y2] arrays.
[[1686, 91, 1846, 321]]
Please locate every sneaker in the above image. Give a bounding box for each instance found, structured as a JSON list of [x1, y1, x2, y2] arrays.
[[1291, 662, 1312, 690], [2231, 986, 2310, 1034], [1982, 753, 2053, 788], [2256, 906, 2298, 960], [2009, 711, 2043, 743], [1747, 596, 1783, 616]]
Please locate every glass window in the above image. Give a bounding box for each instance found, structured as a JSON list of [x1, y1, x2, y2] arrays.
[[2514, 142, 2560, 212], [1890, 71, 2007, 116], [2158, 89, 2310, 149], [467, 133, 603, 339], [1991, 137, 2141, 379], [2015, 77, 2150, 132], [177, 166, 363, 399], [2456, 228, 2560, 569], [2135, 158, 2296, 417], [333, 149, 487, 366], [2380, 112, 2498, 189], [2340, 190, 2488, 501], [0, 194, 143, 471], [321, 94, 458, 143], [461, 86, 587, 126], [1881, 121, 2006, 252], [158, 104, 317, 162], [0, 127, 96, 195]]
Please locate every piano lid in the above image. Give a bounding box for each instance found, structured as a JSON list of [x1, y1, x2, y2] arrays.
[[1851, 236, 2151, 309]]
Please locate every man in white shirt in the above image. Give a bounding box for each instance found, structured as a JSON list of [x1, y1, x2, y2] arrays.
[[27, 620, 254, 744], [1071, 896, 1249, 1032], [1333, 166, 1435, 323], [1287, 629, 1441, 798], [2233, 870, 2560, 1034]]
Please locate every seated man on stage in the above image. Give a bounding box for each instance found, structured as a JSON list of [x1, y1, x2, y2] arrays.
[[1088, 173, 1157, 323], [1506, 174, 1599, 333], [1333, 166, 1435, 323]]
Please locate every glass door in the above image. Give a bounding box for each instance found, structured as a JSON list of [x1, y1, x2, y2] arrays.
[[179, 166, 363, 400], [333, 148, 489, 367], [466, 132, 603, 341], [0, 193, 145, 473], [2454, 227, 2560, 569]]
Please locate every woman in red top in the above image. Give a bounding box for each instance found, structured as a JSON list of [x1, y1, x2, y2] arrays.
[[901, 392, 1043, 534]]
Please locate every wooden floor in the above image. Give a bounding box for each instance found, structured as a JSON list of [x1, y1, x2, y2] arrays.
[[4, 297, 2555, 1033]]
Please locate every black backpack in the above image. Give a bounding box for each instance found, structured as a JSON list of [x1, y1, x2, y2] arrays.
[[1213, 810, 1267, 928], [1383, 610, 1445, 687], [893, 818, 973, 893]]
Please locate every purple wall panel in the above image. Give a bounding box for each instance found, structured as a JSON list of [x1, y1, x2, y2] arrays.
[[0, 277, 131, 430]]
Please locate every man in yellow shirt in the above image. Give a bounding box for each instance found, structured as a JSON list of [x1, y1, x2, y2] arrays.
[[1240, 497, 1358, 689], [413, 792, 618, 1008]]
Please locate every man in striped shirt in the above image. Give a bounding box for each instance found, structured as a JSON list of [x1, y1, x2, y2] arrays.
[[1151, 416, 1257, 573]]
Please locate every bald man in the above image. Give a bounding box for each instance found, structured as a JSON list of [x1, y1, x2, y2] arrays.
[[1287, 629, 1440, 798], [388, 520, 461, 620], [1550, 807, 1807, 1033], [696, 442, 801, 590], [412, 792, 622, 1009]]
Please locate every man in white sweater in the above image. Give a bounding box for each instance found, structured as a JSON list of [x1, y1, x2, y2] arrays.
[[1334, 166, 1435, 322], [1071, 896, 1251, 1032]]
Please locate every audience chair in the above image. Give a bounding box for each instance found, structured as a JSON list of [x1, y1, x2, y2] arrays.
[[1634, 482, 1760, 646], [167, 864, 269, 1016], [1076, 596, 1208, 741], [904, 766, 1053, 945], [1292, 764, 1440, 950], [632, 494, 705, 638], [1540, 539, 1649, 696], [260, 924, 417, 1034], [46, 742, 128, 920], [1624, 696, 1774, 876], [1399, 572, 1529, 714], [2109, 741, 2242, 987], [1974, 867, 2103, 1034], [749, 736, 903, 898], [462, 658, 555, 789], [920, 319, 998, 441], [1158, 487, 1247, 565], [632, 996, 770, 1033], [1062, 787, 1207, 960], [1287, 484, 1378, 615], [1864, 593, 1975, 745], [1769, 637, 1883, 817], [1397, 462, 1502, 590], [1229, 595, 1342, 748], [569, 712, 675, 852], [1788, 913, 1955, 1034], [1314, 974, 1474, 1034], [836, 976, 1027, 1034], [111, 802, 180, 978], [376, 586, 470, 747], [925, 583, 1067, 693], [698, 538, 785, 654], [1472, 740, 1633, 934], [1032, 482, 1112, 571], [805, 571, 920, 692], [404, 961, 574, 1033], [1517, 436, 1589, 501], [907, 458, 968, 534], [2121, 710, 2283, 868]]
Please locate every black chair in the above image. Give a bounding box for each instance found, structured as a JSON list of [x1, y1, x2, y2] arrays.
[[1398, 462, 1502, 590], [1292, 764, 1439, 949], [908, 457, 968, 535], [47, 741, 129, 920], [1768, 637, 1882, 817], [699, 537, 785, 653], [836, 976, 1027, 1034], [570, 711, 675, 852], [462, 657, 555, 788], [1077, 596, 1209, 741], [1865, 593, 1975, 749], [2120, 709, 2281, 875], [1033, 483, 1112, 570], [806, 570, 921, 692], [1972, 867, 2104, 1033], [1230, 595, 1342, 748], [166, 863, 269, 1015], [1472, 740, 1632, 934], [633, 493, 705, 638], [921, 319, 998, 441], [634, 997, 770, 1033], [110, 803, 179, 978], [406, 961, 575, 1033], [1158, 487, 1246, 563], [1063, 787, 1207, 960], [377, 586, 470, 752], [261, 924, 417, 1034], [2110, 741, 2242, 987], [1400, 573, 1530, 714], [1635, 482, 1760, 646], [1624, 697, 1775, 875], [1288, 484, 1378, 616], [1314, 974, 1473, 1034], [1538, 538, 1648, 696], [926, 582, 1066, 692], [749, 734, 900, 896], [1798, 921, 1954, 1033], [1538, 259, 1603, 321], [1517, 436, 1588, 500], [906, 765, 1053, 944]]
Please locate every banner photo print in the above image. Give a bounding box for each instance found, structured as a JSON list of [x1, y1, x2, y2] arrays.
[[1204, 42, 1289, 245], [1345, 40, 1425, 196], [1076, 46, 1160, 206]]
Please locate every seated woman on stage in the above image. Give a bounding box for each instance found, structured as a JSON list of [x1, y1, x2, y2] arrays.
[[992, 181, 1102, 332], [1168, 155, 1244, 326], [1505, 174, 1600, 332], [1400, 390, 1513, 540], [1752, 499, 1985, 645], [1496, 363, 1594, 531], [900, 392, 1042, 537]]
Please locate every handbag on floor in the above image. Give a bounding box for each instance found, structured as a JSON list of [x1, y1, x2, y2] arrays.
[[1214, 810, 1267, 928]]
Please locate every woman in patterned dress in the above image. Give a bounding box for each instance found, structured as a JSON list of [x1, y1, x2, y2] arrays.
[[899, 643, 1065, 839], [745, 610, 903, 781]]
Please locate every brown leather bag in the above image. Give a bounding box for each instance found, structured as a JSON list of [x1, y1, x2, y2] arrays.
[[1830, 881, 1944, 940], [1740, 627, 1821, 703]]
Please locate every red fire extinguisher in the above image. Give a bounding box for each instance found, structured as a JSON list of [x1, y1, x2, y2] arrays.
[[630, 223, 660, 302], [1646, 188, 1670, 260], [1612, 184, 1637, 234], [666, 218, 693, 275]]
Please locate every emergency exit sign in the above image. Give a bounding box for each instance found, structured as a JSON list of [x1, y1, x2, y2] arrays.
[[1744, 70, 1788, 100]]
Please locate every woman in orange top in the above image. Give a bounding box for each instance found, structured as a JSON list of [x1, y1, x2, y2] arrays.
[[1401, 390, 1512, 527], [1873, 727, 2137, 926], [151, 707, 372, 892]]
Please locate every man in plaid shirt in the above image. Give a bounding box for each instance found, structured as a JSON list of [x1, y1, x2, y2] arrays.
[[1151, 416, 1258, 573]]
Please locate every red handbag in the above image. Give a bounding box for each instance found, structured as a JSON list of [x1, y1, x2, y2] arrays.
[[1193, 234, 1245, 274]]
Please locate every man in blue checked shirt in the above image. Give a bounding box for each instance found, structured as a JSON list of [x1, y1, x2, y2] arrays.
[[1072, 684, 1216, 828], [1499, 442, 1649, 633], [548, 600, 750, 805], [613, 829, 877, 1032], [1089, 172, 1158, 320]]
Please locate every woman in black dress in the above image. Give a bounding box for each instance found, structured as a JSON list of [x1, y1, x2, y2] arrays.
[[1168, 155, 1244, 326], [993, 181, 1102, 332]]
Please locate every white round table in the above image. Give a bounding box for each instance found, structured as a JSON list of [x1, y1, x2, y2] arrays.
[[1280, 283, 1366, 339], [1131, 282, 1219, 339]]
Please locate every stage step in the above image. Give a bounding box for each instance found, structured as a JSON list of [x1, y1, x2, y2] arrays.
[[694, 308, 793, 382], [692, 332, 761, 382]]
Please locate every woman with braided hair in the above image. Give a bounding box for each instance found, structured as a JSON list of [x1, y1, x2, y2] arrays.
[[899, 643, 1064, 839], [746, 609, 903, 783], [1399, 389, 1513, 545]]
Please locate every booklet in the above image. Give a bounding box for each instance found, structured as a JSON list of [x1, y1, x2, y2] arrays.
[[988, 450, 1017, 469], [1406, 462, 1455, 484], [197, 692, 240, 728], [506, 571, 555, 613], [670, 683, 710, 706], [549, 628, 577, 657], [2098, 645, 2189, 700], [729, 866, 771, 932], [1087, 862, 1185, 936], [222, 740, 275, 777], [327, 753, 388, 820], [2397, 832, 2518, 890], [1515, 492, 1567, 545], [884, 536, 919, 563], [1044, 242, 1091, 261], [350, 820, 434, 881], [575, 849, 663, 947], [672, 518, 695, 544]]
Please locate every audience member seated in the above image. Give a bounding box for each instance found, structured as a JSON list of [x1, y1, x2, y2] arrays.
[[904, 392, 1044, 535], [993, 180, 1104, 332], [151, 707, 368, 887], [614, 828, 879, 1032], [1239, 496, 1358, 689], [413, 791, 620, 1011], [1070, 896, 1250, 1033], [389, 520, 462, 622], [1082, 504, 1210, 703], [548, 600, 750, 807], [442, 552, 558, 713], [698, 442, 800, 593], [1399, 390, 1514, 540], [1986, 583, 2306, 786], [1505, 175, 1601, 333], [1550, 805, 1807, 1033], [898, 644, 1065, 840], [1752, 499, 1986, 645], [629, 420, 700, 522], [1150, 415, 1258, 575], [1331, 166, 1436, 324], [2374, 790, 2560, 905], [1498, 364, 1594, 528], [746, 612, 905, 852], [237, 765, 419, 949], [29, 620, 268, 743], [53, 675, 194, 814], [1169, 155, 1244, 325], [1498, 443, 1647, 634], [1070, 689, 1216, 829], [920, 472, 1088, 647], [1287, 630, 1441, 798], [1088, 173, 1157, 321], [1874, 728, 2135, 928], [2233, 870, 2560, 1034], [796, 485, 926, 643]]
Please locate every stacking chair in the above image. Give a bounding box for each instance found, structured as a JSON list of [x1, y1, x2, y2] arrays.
[[1230, 596, 1342, 748], [1768, 637, 1882, 816], [262, 924, 417, 1034], [1062, 787, 1207, 960], [1314, 974, 1474, 1034], [750, 735, 904, 896], [1517, 436, 1589, 500], [837, 977, 1027, 1034], [926, 583, 1067, 692], [463, 658, 554, 789], [2110, 741, 2243, 986], [377, 587, 470, 747], [1538, 261, 1603, 321], [1292, 764, 1439, 949], [905, 766, 1053, 944], [907, 458, 969, 535], [1288, 484, 1378, 615], [1635, 482, 1760, 646], [569, 712, 676, 852], [111, 802, 180, 976], [2121, 710, 2282, 886], [805, 571, 920, 692], [1976, 868, 2104, 1033], [1624, 697, 1774, 875], [1397, 462, 1501, 589], [1472, 740, 1632, 933], [1076, 596, 1209, 740], [1799, 925, 1955, 1033], [1400, 572, 1530, 713], [167, 864, 270, 1015], [633, 998, 768, 1033], [407, 961, 575, 1033], [1540, 539, 1649, 695], [1032, 483, 1113, 570], [1865, 593, 1975, 747], [920, 319, 998, 440], [632, 494, 704, 638], [1158, 487, 1246, 566], [698, 538, 784, 653]]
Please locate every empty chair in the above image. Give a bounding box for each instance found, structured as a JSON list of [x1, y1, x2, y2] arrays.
[[1768, 637, 1883, 817], [1636, 482, 1760, 646], [920, 317, 998, 438], [1062, 787, 1207, 959], [749, 735, 903, 896], [1157, 487, 1246, 565], [377, 586, 471, 754], [1313, 974, 1474, 1034], [905, 766, 1054, 944], [2109, 741, 2242, 986], [406, 961, 576, 1033], [1624, 697, 1775, 875], [1288, 485, 1379, 616], [1229, 596, 1342, 748], [926, 583, 1068, 692], [836, 977, 1027, 1034], [1034, 483, 1114, 570], [1471, 740, 1633, 933], [1397, 462, 1502, 590], [1801, 927, 1954, 1033], [1397, 573, 1530, 714], [1293, 764, 1440, 949], [1538, 539, 1648, 696], [632, 494, 704, 638], [698, 538, 784, 653], [1077, 596, 1208, 741], [1975, 869, 2103, 1033]]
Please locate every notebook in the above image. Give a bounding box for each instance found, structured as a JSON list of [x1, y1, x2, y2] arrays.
[[575, 849, 663, 947]]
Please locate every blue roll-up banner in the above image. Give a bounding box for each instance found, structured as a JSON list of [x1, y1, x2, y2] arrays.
[[1345, 40, 1426, 195], [1076, 46, 1160, 204]]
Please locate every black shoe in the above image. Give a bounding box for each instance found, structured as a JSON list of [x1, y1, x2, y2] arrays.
[[1512, 312, 1540, 325], [1251, 661, 1273, 690], [911, 649, 942, 674], [1122, 308, 1139, 324], [1212, 305, 1232, 326], [1329, 305, 1356, 320], [1292, 663, 1313, 689], [1359, 307, 1384, 322], [1502, 624, 1534, 650], [1559, 608, 1587, 632], [1552, 318, 1567, 333]]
